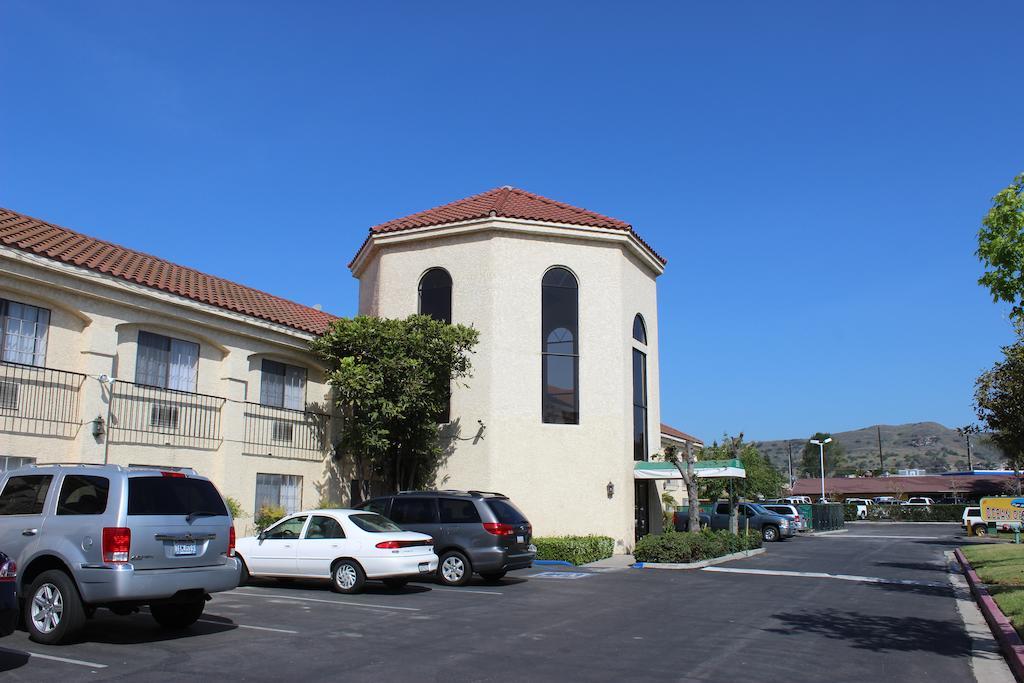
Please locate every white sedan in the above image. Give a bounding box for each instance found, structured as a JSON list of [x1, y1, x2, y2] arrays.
[[235, 509, 439, 594]]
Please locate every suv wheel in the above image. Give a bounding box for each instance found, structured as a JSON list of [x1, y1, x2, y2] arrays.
[[438, 550, 473, 587], [332, 560, 366, 594], [26, 570, 86, 645], [974, 524, 988, 536], [150, 600, 205, 629], [762, 525, 779, 543]]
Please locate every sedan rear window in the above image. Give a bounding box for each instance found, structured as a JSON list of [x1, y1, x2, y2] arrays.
[[128, 477, 227, 516], [485, 499, 528, 525], [349, 513, 402, 533]]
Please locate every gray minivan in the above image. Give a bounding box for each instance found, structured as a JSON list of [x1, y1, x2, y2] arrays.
[[357, 490, 535, 586], [0, 464, 238, 644]]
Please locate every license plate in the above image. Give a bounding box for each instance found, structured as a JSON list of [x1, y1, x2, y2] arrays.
[[418, 562, 430, 573], [516, 535, 525, 544], [174, 541, 197, 556]]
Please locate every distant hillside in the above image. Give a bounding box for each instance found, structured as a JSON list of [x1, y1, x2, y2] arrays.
[[754, 422, 1003, 477]]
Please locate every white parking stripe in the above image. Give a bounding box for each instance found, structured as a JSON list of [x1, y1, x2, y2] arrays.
[[19, 650, 108, 668], [197, 618, 299, 634], [228, 590, 421, 611], [428, 586, 503, 595], [701, 566, 949, 588], [820, 534, 941, 540]]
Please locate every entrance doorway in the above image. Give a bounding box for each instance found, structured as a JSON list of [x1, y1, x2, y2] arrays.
[[634, 480, 651, 541]]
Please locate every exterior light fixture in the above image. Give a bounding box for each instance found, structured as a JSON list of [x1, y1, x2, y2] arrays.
[[91, 415, 105, 438], [809, 437, 833, 502], [606, 481, 615, 499]]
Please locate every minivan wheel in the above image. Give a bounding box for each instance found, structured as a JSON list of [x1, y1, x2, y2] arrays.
[[26, 570, 86, 645], [762, 526, 779, 543], [480, 571, 507, 583], [331, 560, 365, 594], [438, 550, 472, 587], [151, 600, 205, 629]]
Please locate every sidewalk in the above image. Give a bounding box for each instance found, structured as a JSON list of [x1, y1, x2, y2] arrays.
[[583, 554, 637, 570]]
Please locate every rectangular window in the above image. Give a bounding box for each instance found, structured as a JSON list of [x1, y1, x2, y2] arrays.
[[632, 349, 648, 461], [0, 382, 19, 411], [389, 496, 439, 525], [0, 456, 35, 471], [57, 475, 110, 515], [0, 474, 53, 515], [260, 360, 306, 410], [135, 331, 199, 392], [542, 354, 579, 425], [255, 473, 302, 514], [1, 299, 50, 367], [127, 476, 227, 516], [438, 498, 481, 524]]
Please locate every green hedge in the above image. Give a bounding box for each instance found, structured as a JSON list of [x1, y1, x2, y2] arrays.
[[634, 529, 763, 564], [533, 535, 615, 565], [844, 504, 966, 522]]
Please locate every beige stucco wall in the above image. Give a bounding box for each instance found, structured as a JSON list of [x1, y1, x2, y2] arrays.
[[0, 247, 337, 534], [355, 220, 664, 551]]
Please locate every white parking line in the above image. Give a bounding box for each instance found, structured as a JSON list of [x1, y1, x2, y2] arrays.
[[197, 618, 299, 634], [228, 590, 421, 612], [13, 650, 108, 669], [819, 534, 941, 540], [428, 586, 503, 596], [701, 566, 949, 588]]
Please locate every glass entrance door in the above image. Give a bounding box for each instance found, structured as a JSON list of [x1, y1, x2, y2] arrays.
[[634, 480, 651, 541]]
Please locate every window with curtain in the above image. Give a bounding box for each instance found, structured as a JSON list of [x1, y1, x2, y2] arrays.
[[1, 299, 50, 367], [633, 314, 647, 344], [255, 473, 302, 514], [260, 360, 306, 410], [633, 348, 648, 461], [542, 267, 579, 424], [135, 331, 198, 392], [418, 268, 452, 323]]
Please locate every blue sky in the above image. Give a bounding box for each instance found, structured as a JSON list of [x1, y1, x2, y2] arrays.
[[3, 1, 1022, 441]]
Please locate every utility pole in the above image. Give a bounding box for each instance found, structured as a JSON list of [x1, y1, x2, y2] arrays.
[[957, 425, 979, 472], [877, 426, 884, 473]]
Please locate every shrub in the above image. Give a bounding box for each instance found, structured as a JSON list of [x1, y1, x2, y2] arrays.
[[533, 535, 615, 565], [634, 529, 762, 564], [255, 504, 287, 533], [225, 496, 245, 520], [846, 504, 966, 522]]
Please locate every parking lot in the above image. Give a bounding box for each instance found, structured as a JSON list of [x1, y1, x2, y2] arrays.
[[0, 523, 1007, 682]]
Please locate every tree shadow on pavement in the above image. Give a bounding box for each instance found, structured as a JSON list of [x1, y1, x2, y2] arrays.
[[873, 561, 948, 573], [765, 608, 970, 657]]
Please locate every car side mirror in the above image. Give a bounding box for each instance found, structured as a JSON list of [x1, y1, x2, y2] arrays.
[[258, 531, 266, 542]]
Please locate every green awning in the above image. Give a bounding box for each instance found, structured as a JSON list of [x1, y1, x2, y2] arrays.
[[633, 459, 746, 480]]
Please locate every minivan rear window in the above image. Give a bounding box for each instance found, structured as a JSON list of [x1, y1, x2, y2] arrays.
[[128, 477, 227, 516], [485, 499, 528, 525]]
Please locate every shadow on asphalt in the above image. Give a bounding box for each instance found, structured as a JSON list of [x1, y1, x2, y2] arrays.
[[0, 648, 29, 672], [243, 575, 528, 596], [873, 561, 948, 573], [68, 611, 238, 645], [766, 608, 969, 657]]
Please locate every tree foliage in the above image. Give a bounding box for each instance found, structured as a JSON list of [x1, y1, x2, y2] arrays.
[[977, 173, 1024, 320], [699, 435, 786, 533], [800, 432, 846, 477], [975, 335, 1024, 481], [310, 314, 479, 493]]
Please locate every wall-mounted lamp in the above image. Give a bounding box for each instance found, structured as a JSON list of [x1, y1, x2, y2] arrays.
[[606, 481, 615, 499], [91, 415, 105, 438]]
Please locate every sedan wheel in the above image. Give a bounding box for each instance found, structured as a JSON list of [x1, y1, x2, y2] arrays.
[[438, 551, 472, 587], [332, 560, 365, 594]]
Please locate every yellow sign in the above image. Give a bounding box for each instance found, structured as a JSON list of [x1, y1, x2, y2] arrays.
[[980, 497, 1024, 524]]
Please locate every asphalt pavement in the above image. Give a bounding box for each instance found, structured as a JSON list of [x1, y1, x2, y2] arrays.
[[0, 523, 999, 682]]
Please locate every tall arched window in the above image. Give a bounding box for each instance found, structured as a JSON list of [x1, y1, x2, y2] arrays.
[[542, 267, 579, 424], [632, 313, 648, 461], [418, 268, 452, 323]]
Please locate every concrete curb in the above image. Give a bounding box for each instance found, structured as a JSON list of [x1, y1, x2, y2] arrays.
[[851, 521, 963, 525], [533, 560, 574, 567], [808, 529, 849, 536], [633, 547, 765, 570], [955, 548, 1024, 682]]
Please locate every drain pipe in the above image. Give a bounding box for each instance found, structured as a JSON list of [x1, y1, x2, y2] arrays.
[[99, 375, 116, 464]]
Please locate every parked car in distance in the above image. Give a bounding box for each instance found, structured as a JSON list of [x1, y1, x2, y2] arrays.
[[235, 509, 438, 593], [762, 504, 805, 531], [0, 551, 16, 637], [962, 507, 987, 536], [845, 498, 873, 520], [872, 497, 900, 505], [902, 497, 935, 507], [779, 496, 812, 506], [0, 463, 239, 645], [705, 502, 794, 542], [357, 490, 535, 586]]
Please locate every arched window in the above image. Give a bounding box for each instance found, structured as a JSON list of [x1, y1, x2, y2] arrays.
[[542, 267, 578, 424], [633, 314, 647, 344], [418, 268, 452, 323]]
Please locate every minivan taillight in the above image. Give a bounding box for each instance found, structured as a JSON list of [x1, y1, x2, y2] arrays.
[[482, 523, 515, 536], [103, 527, 131, 563], [228, 525, 236, 557]]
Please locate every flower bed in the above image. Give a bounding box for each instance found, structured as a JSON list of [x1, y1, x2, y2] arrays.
[[533, 535, 615, 565], [633, 529, 763, 564]]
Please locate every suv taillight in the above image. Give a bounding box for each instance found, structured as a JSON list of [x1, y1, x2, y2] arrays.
[[103, 527, 131, 563], [482, 523, 515, 536], [0, 557, 16, 581], [228, 525, 236, 557]]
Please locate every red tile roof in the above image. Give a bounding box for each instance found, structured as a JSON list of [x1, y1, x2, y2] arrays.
[[0, 208, 338, 335], [367, 187, 666, 265], [660, 423, 704, 445], [790, 475, 1015, 497]]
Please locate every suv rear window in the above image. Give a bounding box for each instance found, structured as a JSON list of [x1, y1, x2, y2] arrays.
[[128, 476, 227, 516], [485, 499, 528, 524]]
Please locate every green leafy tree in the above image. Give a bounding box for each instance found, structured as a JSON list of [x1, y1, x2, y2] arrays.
[[800, 432, 846, 478], [699, 434, 786, 533], [975, 336, 1024, 493], [977, 173, 1024, 320], [310, 314, 479, 493]]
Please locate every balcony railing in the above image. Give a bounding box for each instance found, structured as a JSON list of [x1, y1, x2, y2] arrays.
[[242, 402, 330, 461], [0, 361, 85, 438], [109, 380, 225, 450]]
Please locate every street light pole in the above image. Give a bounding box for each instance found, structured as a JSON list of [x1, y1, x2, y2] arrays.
[[810, 437, 833, 502]]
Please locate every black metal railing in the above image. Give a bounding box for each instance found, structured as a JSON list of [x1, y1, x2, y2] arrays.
[[109, 380, 225, 450], [242, 402, 329, 461], [0, 361, 85, 438]]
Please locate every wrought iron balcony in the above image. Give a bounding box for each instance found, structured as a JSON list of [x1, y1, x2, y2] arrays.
[[242, 402, 330, 461], [108, 380, 225, 450], [0, 361, 85, 438]]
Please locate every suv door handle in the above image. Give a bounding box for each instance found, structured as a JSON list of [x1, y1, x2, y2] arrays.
[[22, 528, 38, 536]]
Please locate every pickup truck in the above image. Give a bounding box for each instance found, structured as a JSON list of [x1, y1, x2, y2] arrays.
[[674, 502, 795, 542]]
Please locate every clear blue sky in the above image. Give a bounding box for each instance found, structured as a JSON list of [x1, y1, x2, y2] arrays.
[[3, 1, 1022, 441]]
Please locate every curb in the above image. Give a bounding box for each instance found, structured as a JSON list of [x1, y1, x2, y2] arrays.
[[808, 529, 849, 536], [533, 560, 574, 567], [955, 548, 1024, 681], [851, 521, 963, 525], [633, 547, 765, 570]]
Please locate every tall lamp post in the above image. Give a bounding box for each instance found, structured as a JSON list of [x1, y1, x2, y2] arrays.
[[810, 437, 833, 502]]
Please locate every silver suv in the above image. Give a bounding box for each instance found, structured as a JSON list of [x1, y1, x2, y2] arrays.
[[0, 464, 239, 644]]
